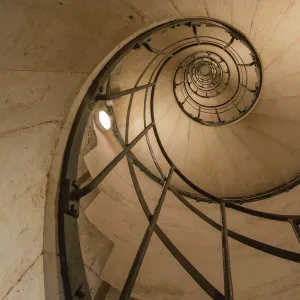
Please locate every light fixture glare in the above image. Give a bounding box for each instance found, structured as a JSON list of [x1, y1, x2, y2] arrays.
[[99, 110, 111, 130]]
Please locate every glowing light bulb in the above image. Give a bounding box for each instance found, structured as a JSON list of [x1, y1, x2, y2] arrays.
[[98, 110, 111, 130]]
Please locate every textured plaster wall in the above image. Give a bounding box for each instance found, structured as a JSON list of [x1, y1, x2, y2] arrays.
[[0, 0, 182, 298]]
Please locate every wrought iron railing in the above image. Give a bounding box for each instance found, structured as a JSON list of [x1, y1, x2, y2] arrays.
[[58, 18, 300, 300], [172, 22, 261, 125]]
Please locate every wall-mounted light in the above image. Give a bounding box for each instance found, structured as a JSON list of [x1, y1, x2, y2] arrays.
[[94, 110, 111, 131]]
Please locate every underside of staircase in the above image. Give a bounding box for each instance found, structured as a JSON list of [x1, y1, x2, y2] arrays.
[[2, 1, 300, 300]]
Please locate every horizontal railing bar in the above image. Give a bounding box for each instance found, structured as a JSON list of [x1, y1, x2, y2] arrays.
[[96, 82, 156, 100], [120, 165, 174, 300], [170, 187, 300, 263], [71, 122, 154, 200], [127, 157, 225, 299]]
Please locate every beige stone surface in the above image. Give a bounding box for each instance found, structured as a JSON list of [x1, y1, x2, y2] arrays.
[[79, 207, 114, 278], [260, 1, 300, 68], [253, 96, 300, 123], [0, 123, 59, 299], [169, 0, 208, 17], [0, 0, 145, 73], [84, 266, 103, 299], [204, 0, 233, 24], [263, 39, 300, 87], [0, 70, 88, 134], [249, 0, 293, 51], [231, 0, 258, 36], [4, 255, 45, 300], [119, 0, 180, 23]]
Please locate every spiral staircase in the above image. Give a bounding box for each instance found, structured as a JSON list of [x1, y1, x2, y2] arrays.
[[58, 14, 300, 300], [2, 2, 300, 300]]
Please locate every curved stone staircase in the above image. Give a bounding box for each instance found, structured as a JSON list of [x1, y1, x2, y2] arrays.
[[2, 1, 300, 300], [81, 13, 300, 300]]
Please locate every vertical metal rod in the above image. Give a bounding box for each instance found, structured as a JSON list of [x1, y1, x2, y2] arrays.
[[220, 200, 234, 300], [182, 96, 188, 105], [289, 219, 300, 244], [106, 76, 111, 95], [216, 108, 222, 122], [240, 84, 256, 93], [143, 84, 166, 179], [192, 24, 201, 44], [223, 36, 235, 50], [229, 98, 242, 113], [120, 166, 175, 300]]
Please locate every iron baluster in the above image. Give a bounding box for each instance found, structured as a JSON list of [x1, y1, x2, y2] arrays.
[[220, 200, 234, 300], [106, 76, 111, 94], [197, 105, 201, 119], [192, 24, 201, 45], [120, 165, 175, 300], [223, 36, 235, 50], [289, 219, 300, 244], [182, 95, 188, 105], [216, 108, 222, 122]]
